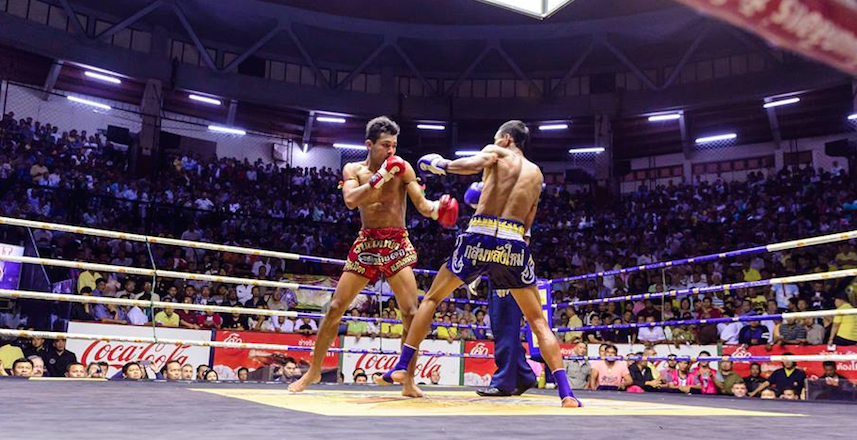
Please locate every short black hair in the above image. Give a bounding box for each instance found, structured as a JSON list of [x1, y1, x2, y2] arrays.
[[237, 367, 249, 375], [497, 120, 530, 151], [823, 361, 836, 368], [13, 358, 33, 369], [121, 362, 139, 375], [365, 116, 399, 143], [354, 373, 368, 381], [282, 356, 297, 366]]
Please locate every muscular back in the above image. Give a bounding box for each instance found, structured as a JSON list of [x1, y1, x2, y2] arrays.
[[343, 161, 408, 229], [475, 148, 543, 229]]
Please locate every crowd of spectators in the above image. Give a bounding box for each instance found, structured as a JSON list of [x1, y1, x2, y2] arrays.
[[2, 111, 857, 397], [563, 341, 854, 400]]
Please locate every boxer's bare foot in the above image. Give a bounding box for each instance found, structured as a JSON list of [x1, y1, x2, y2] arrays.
[[561, 397, 583, 408], [401, 380, 424, 398], [374, 369, 408, 386], [288, 372, 320, 392]]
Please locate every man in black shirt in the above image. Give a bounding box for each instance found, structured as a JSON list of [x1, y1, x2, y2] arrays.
[[45, 338, 78, 378], [756, 354, 807, 397], [745, 362, 767, 397], [628, 352, 660, 392]]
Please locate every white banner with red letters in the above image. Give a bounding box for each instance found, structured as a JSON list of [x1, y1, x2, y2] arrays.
[[341, 337, 461, 386], [66, 322, 213, 377]]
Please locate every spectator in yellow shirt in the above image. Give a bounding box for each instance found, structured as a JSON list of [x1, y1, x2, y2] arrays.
[[77, 269, 102, 294], [829, 293, 857, 346], [154, 303, 180, 327], [564, 307, 583, 343], [380, 310, 403, 339], [435, 315, 457, 342], [742, 261, 761, 282]]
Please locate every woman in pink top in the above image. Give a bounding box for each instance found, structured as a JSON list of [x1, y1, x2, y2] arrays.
[[668, 360, 701, 394]]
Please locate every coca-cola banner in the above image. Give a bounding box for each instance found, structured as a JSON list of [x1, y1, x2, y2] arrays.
[[341, 337, 462, 386], [463, 341, 573, 387], [672, 0, 857, 76], [723, 344, 857, 380], [212, 331, 339, 380], [66, 322, 213, 377]]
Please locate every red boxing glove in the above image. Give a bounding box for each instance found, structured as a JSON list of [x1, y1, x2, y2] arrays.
[[431, 194, 459, 228], [369, 155, 406, 189]]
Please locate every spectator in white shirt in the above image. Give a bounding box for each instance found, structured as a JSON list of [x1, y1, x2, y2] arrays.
[[263, 316, 295, 333], [717, 311, 743, 345], [637, 316, 667, 344], [772, 280, 799, 311], [127, 305, 149, 326], [295, 317, 318, 335]]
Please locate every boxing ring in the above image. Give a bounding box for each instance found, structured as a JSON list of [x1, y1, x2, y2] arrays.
[[1, 215, 857, 440]]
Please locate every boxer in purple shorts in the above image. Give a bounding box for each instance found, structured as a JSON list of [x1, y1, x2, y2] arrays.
[[376, 120, 581, 407]]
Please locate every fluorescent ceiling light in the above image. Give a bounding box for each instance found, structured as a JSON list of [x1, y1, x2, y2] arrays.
[[539, 123, 568, 131], [695, 133, 737, 144], [333, 143, 366, 150], [848, 113, 857, 121], [455, 150, 480, 157], [303, 143, 308, 153], [189, 94, 222, 106], [208, 125, 246, 136], [568, 147, 605, 154], [763, 97, 800, 108], [84, 71, 121, 85], [417, 124, 445, 131], [648, 114, 682, 122], [67, 96, 111, 110], [474, 0, 576, 19], [318, 116, 346, 123]]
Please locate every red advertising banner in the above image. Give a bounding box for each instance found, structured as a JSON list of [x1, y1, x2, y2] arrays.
[[672, 0, 857, 76], [463, 341, 496, 386], [212, 331, 339, 378], [723, 344, 857, 380], [463, 340, 576, 386]]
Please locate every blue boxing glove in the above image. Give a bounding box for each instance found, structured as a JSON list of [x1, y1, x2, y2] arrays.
[[464, 181, 483, 209], [418, 153, 450, 176]]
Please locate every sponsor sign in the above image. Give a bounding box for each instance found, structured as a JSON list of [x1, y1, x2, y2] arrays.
[[66, 321, 212, 377], [342, 337, 461, 385], [212, 331, 339, 380]]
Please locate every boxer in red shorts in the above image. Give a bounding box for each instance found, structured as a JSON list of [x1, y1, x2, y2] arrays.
[[289, 116, 458, 397]]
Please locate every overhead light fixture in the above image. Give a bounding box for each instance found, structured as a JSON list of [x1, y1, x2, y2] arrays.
[[763, 97, 800, 109], [848, 113, 857, 121], [208, 125, 246, 136], [333, 143, 366, 150], [417, 124, 445, 131], [67, 96, 111, 111], [84, 71, 121, 85], [695, 133, 737, 144], [189, 94, 222, 106], [455, 150, 480, 157], [648, 114, 682, 122], [303, 143, 308, 153], [318, 116, 346, 124], [474, 0, 576, 19], [568, 147, 605, 154], [539, 123, 568, 131]]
